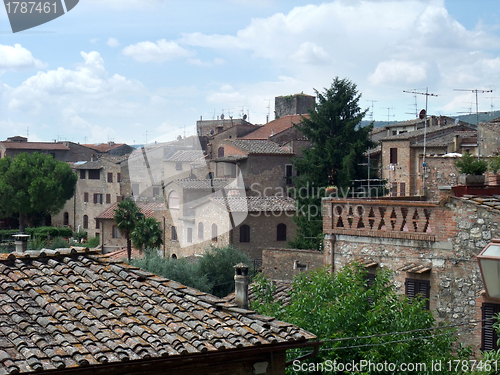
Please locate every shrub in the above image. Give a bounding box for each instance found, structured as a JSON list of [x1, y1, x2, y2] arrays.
[[86, 236, 100, 248], [455, 152, 487, 175], [489, 155, 500, 174], [50, 237, 69, 249], [73, 230, 88, 242]]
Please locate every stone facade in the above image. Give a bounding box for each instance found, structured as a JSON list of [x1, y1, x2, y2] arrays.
[[322, 195, 500, 351], [274, 93, 315, 119], [262, 248, 325, 281]]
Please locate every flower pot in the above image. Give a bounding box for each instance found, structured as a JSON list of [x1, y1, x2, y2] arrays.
[[458, 174, 485, 186], [488, 174, 500, 186], [325, 187, 337, 195]]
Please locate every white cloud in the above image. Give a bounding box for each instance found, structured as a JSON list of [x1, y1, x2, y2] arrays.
[[122, 39, 194, 63], [369, 60, 428, 85], [107, 38, 120, 47], [188, 57, 225, 67], [0, 44, 45, 70], [290, 42, 330, 65]]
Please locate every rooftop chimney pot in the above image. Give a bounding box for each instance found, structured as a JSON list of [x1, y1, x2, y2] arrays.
[[234, 263, 249, 309]]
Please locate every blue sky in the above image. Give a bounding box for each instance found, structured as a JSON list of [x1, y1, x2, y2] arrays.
[[1, 0, 500, 144]]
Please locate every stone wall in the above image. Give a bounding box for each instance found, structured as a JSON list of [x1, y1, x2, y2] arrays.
[[422, 156, 459, 201], [262, 248, 324, 281], [274, 94, 315, 118]]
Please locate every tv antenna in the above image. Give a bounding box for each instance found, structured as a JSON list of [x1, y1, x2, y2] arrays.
[[380, 107, 395, 126], [366, 100, 377, 121], [454, 88, 493, 158], [403, 88, 438, 193], [265, 99, 271, 123]]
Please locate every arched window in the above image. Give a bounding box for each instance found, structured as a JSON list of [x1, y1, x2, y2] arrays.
[[240, 225, 250, 243], [168, 191, 180, 209], [63, 212, 69, 226], [198, 222, 204, 240], [211, 224, 218, 242], [217, 147, 224, 158], [171, 254, 177, 259], [83, 215, 88, 229], [277, 223, 287, 241]]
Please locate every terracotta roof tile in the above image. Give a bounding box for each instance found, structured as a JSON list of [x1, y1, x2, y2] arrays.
[[165, 150, 205, 162], [225, 140, 294, 155], [95, 202, 165, 220], [0, 142, 70, 151], [209, 197, 296, 212], [226, 281, 292, 306], [0, 249, 314, 373], [241, 115, 308, 140]]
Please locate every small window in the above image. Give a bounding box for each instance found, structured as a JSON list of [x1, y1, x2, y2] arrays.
[[117, 173, 121, 183], [95, 219, 100, 229], [80, 170, 86, 179], [175, 162, 182, 171], [107, 173, 113, 183], [198, 222, 204, 240], [168, 191, 180, 209], [240, 225, 250, 242], [187, 228, 193, 243], [277, 223, 287, 241], [211, 224, 218, 242], [106, 194, 111, 204], [405, 278, 430, 310], [63, 212, 69, 226], [83, 215, 88, 229], [285, 165, 293, 185], [218, 147, 224, 158], [390, 148, 397, 164], [94, 193, 103, 204], [112, 225, 120, 238], [153, 187, 160, 197], [132, 183, 140, 196], [171, 226, 178, 241], [88, 169, 100, 179], [84, 192, 89, 203]]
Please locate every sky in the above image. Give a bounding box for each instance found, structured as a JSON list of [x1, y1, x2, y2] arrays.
[[1, 0, 500, 145]]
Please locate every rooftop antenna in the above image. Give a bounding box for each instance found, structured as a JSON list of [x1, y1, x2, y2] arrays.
[[265, 99, 270, 123], [404, 88, 423, 117], [403, 88, 438, 193], [486, 96, 500, 114], [144, 130, 150, 145], [380, 107, 395, 126], [366, 100, 377, 121], [454, 88, 493, 158], [27, 126, 29, 140]]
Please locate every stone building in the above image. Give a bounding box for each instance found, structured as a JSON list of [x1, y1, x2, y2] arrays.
[[322, 193, 500, 352], [274, 93, 315, 119], [478, 117, 500, 157], [82, 141, 134, 157]]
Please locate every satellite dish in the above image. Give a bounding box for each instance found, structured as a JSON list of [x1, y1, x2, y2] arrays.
[[243, 114, 247, 120], [210, 129, 214, 135], [220, 114, 225, 120], [455, 118, 459, 124], [419, 109, 426, 119]]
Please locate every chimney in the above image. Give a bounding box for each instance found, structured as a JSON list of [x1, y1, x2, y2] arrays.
[[234, 263, 249, 309], [13, 234, 29, 253]]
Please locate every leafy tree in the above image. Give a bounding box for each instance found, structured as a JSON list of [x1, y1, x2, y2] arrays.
[[251, 265, 469, 375], [0, 152, 77, 232], [114, 199, 143, 260], [290, 77, 374, 249], [131, 216, 163, 251]]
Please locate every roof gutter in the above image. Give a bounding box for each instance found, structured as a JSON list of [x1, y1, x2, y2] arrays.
[[285, 340, 322, 367]]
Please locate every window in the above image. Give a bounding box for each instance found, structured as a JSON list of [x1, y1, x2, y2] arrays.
[[107, 173, 113, 183], [153, 187, 160, 197], [94, 193, 103, 204], [187, 228, 193, 243], [277, 223, 287, 241], [132, 183, 140, 197], [84, 192, 89, 203], [391, 182, 398, 197], [405, 278, 430, 310], [212, 224, 217, 242], [80, 170, 86, 179], [389, 148, 397, 164], [95, 219, 100, 229], [198, 222, 204, 240], [117, 173, 121, 183], [63, 212, 69, 226], [168, 191, 180, 209], [400, 182, 406, 197], [83, 215, 88, 229], [88, 169, 100, 179], [175, 162, 182, 171], [217, 147, 224, 158], [285, 165, 293, 185], [240, 225, 250, 243], [171, 226, 178, 241], [106, 194, 111, 204], [112, 225, 120, 238], [482, 303, 500, 351]]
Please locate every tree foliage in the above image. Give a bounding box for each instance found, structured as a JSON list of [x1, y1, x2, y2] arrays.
[[114, 199, 143, 260], [0, 152, 77, 231], [251, 265, 469, 375], [131, 216, 163, 251], [290, 78, 374, 249]]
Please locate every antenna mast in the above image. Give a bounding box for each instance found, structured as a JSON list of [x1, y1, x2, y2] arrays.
[[367, 100, 377, 121]]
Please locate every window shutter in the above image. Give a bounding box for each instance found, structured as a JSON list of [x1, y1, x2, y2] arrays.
[[482, 303, 500, 351], [405, 278, 430, 310]]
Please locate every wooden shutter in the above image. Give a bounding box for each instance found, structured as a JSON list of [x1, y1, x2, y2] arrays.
[[482, 303, 500, 351], [405, 278, 430, 310]]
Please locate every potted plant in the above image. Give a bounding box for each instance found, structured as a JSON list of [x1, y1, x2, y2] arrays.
[[488, 155, 500, 186], [325, 185, 338, 195], [454, 152, 488, 186]]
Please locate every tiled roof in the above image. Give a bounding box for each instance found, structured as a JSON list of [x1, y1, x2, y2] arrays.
[[410, 131, 477, 148], [381, 123, 475, 141], [213, 155, 248, 162], [0, 142, 70, 151], [0, 248, 315, 373], [83, 143, 130, 153], [172, 179, 240, 190], [74, 160, 103, 170], [103, 248, 145, 261], [210, 197, 296, 212], [96, 202, 165, 220], [165, 150, 205, 162], [226, 281, 292, 306], [241, 115, 308, 140], [226, 140, 294, 155], [458, 195, 500, 212]]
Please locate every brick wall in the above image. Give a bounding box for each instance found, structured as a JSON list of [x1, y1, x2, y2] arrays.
[[423, 156, 460, 201], [262, 248, 324, 281]]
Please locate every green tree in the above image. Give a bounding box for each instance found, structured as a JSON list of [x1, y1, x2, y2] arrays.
[[131, 216, 163, 251], [251, 265, 469, 375], [0, 152, 77, 232], [114, 199, 143, 260], [290, 77, 374, 249]]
